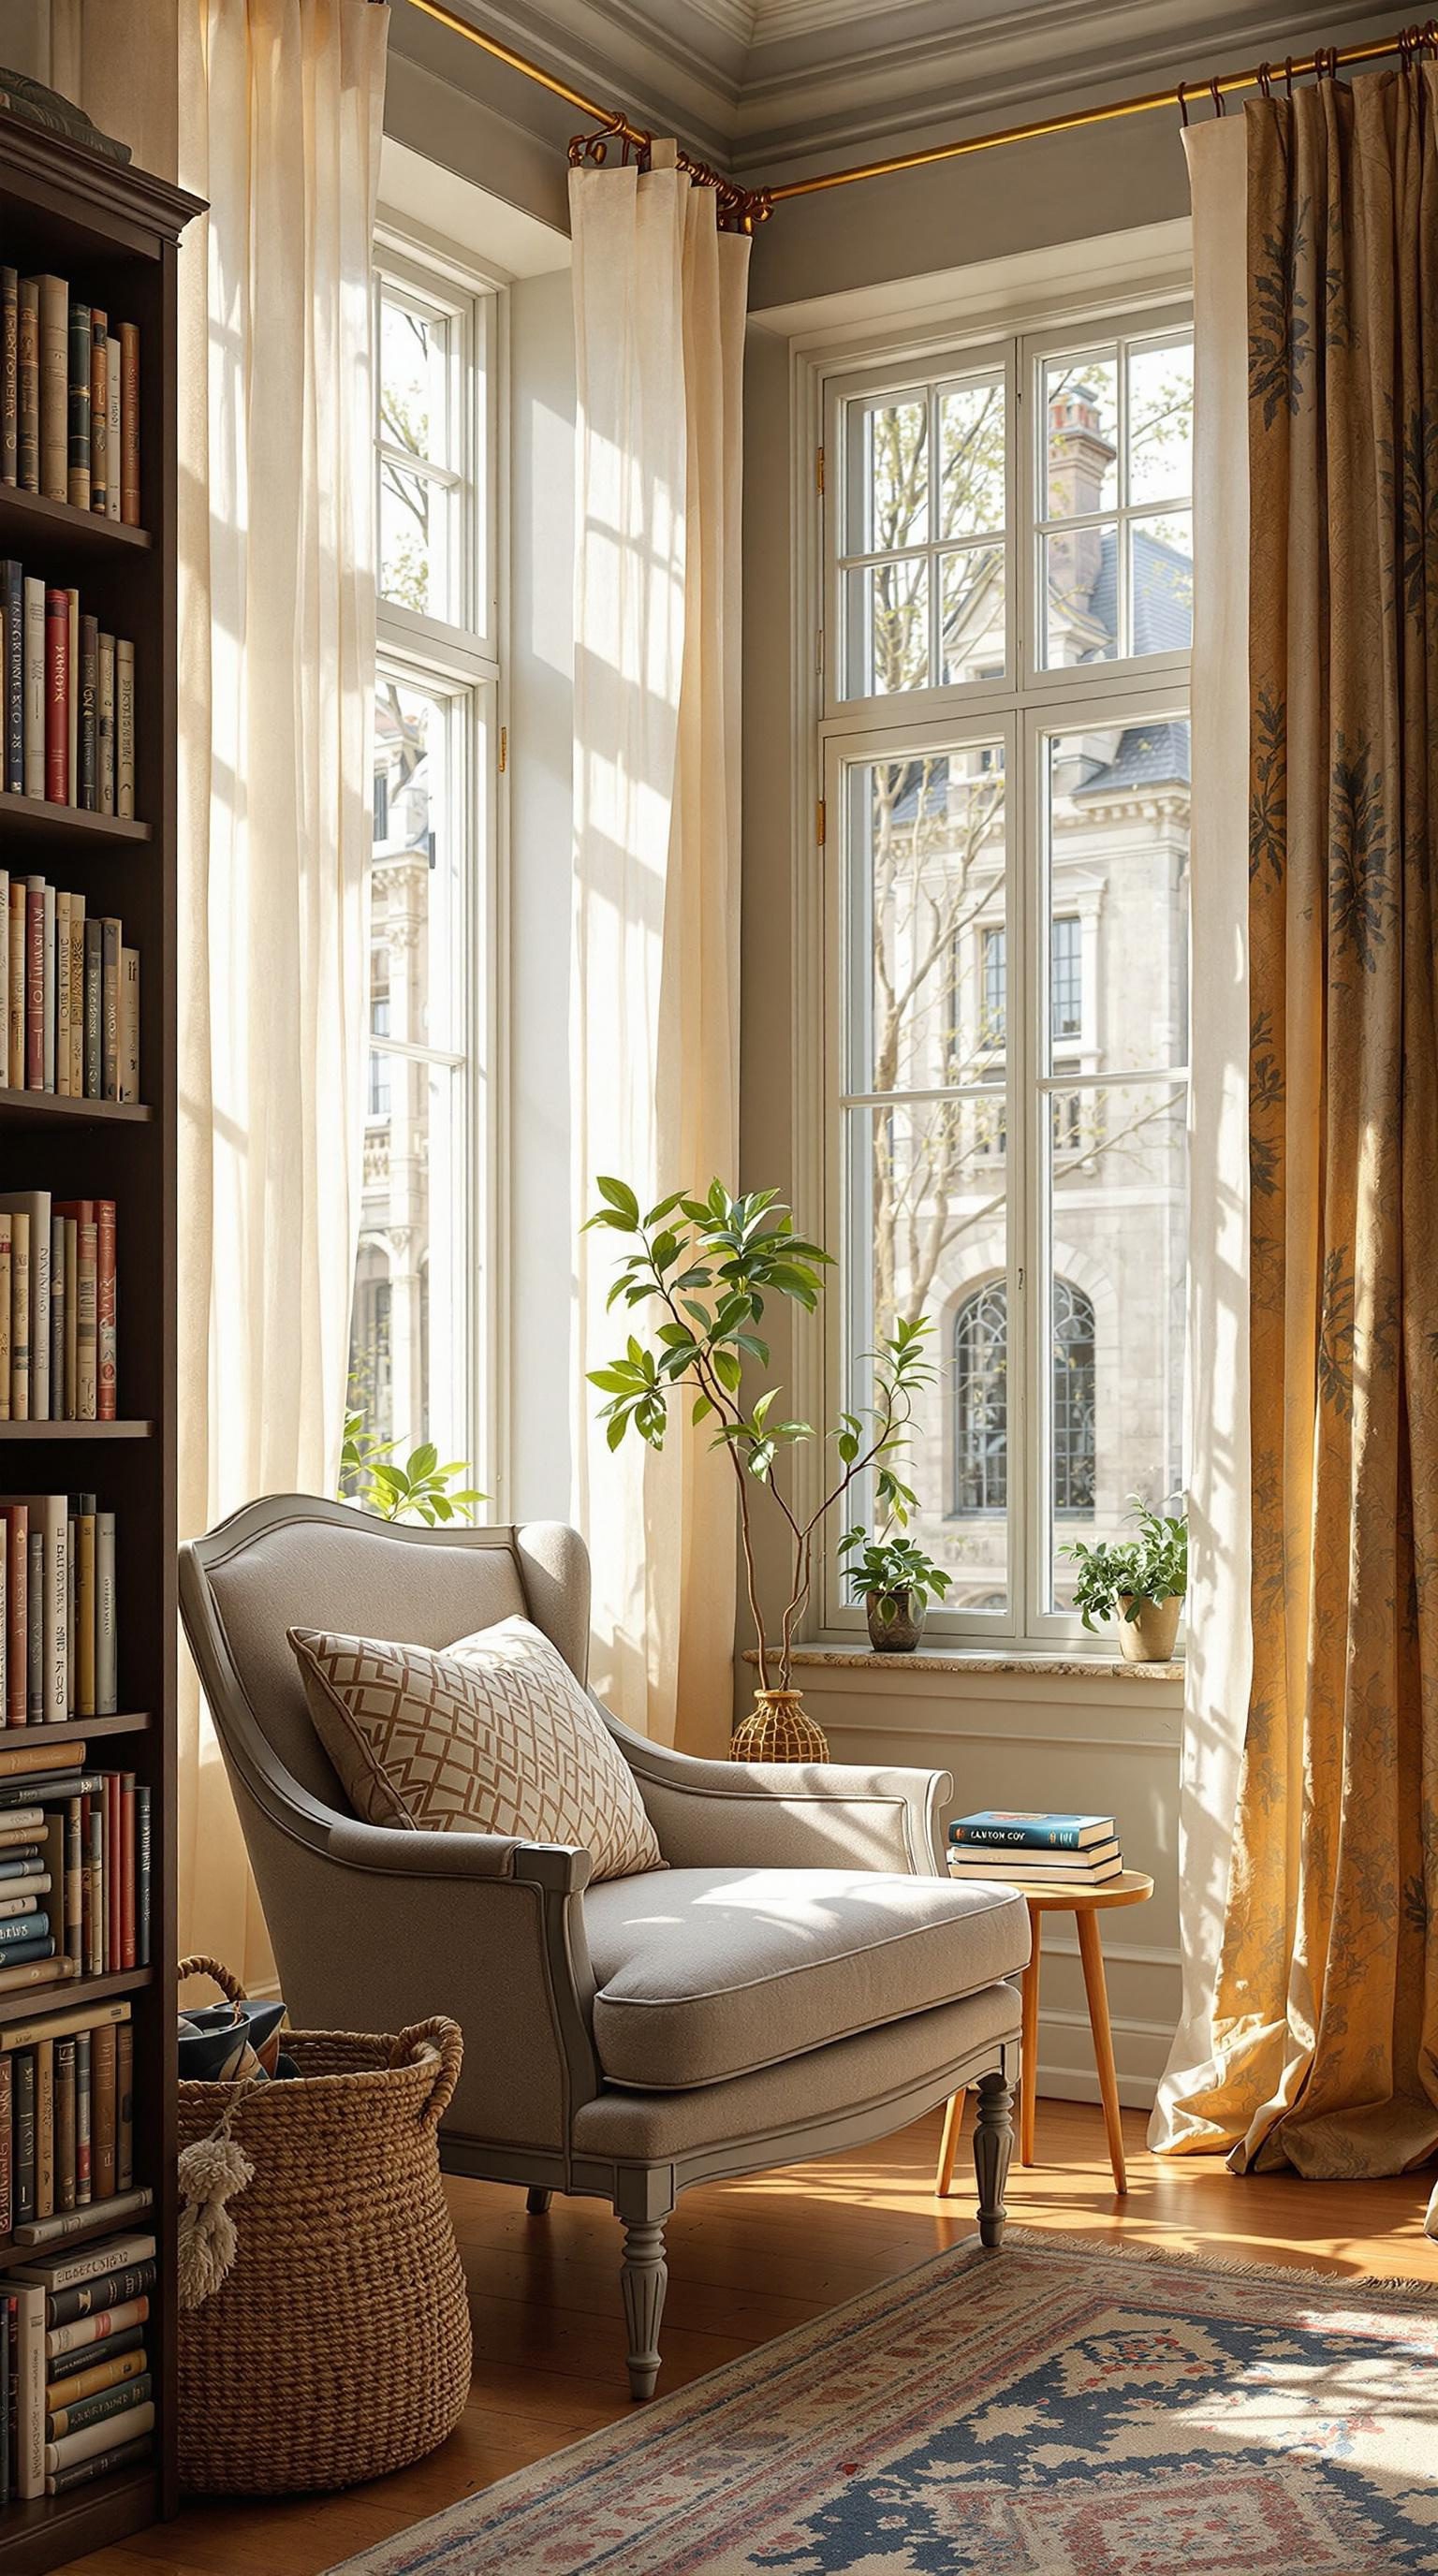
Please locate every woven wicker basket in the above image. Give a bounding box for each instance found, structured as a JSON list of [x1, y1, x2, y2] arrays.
[[176, 1957, 472, 2496], [730, 1689, 830, 1763]]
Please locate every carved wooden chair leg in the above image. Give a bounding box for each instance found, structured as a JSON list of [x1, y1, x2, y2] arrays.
[[525, 2187, 553, 2214], [973, 2068, 1015, 2248], [620, 2217, 669, 2400]]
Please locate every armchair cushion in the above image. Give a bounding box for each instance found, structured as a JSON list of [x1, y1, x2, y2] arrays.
[[583, 1865, 1030, 2089], [289, 1617, 663, 1882]]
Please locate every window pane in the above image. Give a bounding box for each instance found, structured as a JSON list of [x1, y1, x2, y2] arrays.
[[1047, 1079, 1186, 1611], [940, 547, 1005, 685], [1043, 356, 1118, 518], [938, 379, 1005, 538], [851, 1101, 1008, 1614], [350, 1057, 465, 1466], [1043, 523, 1118, 667], [844, 558, 930, 695], [380, 461, 454, 620], [1046, 723, 1189, 1074], [847, 392, 929, 553], [380, 291, 452, 472], [1130, 516, 1193, 654], [1128, 339, 1194, 506], [846, 745, 1006, 1094], [372, 675, 465, 1053]]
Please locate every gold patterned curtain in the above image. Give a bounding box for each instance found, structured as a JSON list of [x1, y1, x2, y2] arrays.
[[1181, 60, 1438, 2179]]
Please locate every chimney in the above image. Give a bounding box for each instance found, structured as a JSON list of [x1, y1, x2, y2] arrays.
[[1046, 383, 1116, 654]]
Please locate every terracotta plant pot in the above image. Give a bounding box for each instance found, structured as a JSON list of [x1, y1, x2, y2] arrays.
[[1117, 1591, 1182, 1662], [865, 1588, 926, 1653], [730, 1688, 830, 1764]]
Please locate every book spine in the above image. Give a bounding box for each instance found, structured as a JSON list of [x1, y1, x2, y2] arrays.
[[37, 276, 67, 505], [66, 300, 90, 510], [75, 1204, 97, 1421], [24, 883, 43, 1089], [6, 881, 21, 1082], [45, 2396, 154, 2474], [43, 589, 67, 803], [17, 279, 38, 491], [134, 1784, 150, 1966], [118, 325, 140, 524], [12, 2184, 153, 2249], [68, 889, 84, 1099], [0, 1216, 7, 1418], [120, 948, 139, 1102], [73, 2030, 90, 2207], [0, 2049, 11, 2237], [97, 631, 114, 815], [949, 1821, 1099, 1851], [44, 2426, 153, 2494], [115, 2019, 132, 2191], [66, 589, 77, 805], [95, 1202, 116, 1421], [64, 1800, 82, 1969], [41, 879, 54, 1091], [95, 1520, 116, 1717], [0, 2291, 8, 2509], [115, 637, 134, 817], [104, 339, 121, 523], [8, 1230, 28, 1424], [22, 575, 43, 798], [101, 921, 120, 1100], [12, 2284, 43, 2496], [46, 2294, 147, 2361], [119, 1777, 135, 1970], [78, 614, 97, 811], [48, 2369, 153, 2443], [76, 1513, 95, 1720], [53, 2034, 75, 2214], [54, 896, 70, 1099], [0, 268, 14, 487], [84, 917, 102, 1099], [14, 2047, 35, 2224], [35, 2035, 53, 2220], [92, 2019, 115, 2202], [89, 311, 108, 513], [3, 557, 21, 792], [46, 2332, 146, 2400]]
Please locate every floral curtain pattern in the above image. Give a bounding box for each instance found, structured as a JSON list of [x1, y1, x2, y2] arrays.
[[1181, 64, 1438, 2178]]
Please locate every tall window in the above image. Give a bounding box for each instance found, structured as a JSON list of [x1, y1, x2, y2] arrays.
[[348, 234, 500, 1481], [824, 306, 1190, 1644]]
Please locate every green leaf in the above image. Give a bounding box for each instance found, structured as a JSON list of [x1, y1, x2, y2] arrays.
[[596, 1176, 640, 1221]]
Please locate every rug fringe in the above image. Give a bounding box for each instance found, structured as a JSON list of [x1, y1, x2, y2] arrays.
[[992, 2221, 1438, 2306]]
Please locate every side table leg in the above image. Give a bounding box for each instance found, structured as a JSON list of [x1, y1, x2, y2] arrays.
[[934, 2088, 965, 2197], [1020, 1910, 1041, 2165], [1076, 1906, 1126, 2194]]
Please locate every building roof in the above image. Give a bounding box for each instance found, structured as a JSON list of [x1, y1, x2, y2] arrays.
[[1072, 718, 1191, 797], [1087, 523, 1193, 660]]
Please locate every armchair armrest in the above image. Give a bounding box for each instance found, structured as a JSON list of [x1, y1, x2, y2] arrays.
[[605, 1713, 951, 1875], [326, 1814, 594, 1893]]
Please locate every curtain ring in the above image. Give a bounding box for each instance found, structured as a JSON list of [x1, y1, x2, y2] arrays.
[[1256, 60, 1273, 98], [1210, 75, 1226, 115], [1176, 77, 1190, 125]]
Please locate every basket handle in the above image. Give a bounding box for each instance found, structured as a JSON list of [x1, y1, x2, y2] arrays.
[[178, 1955, 248, 2005], [396, 2017, 463, 2130]]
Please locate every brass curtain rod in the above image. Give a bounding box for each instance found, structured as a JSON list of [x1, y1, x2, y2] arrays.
[[396, 1, 1432, 226]]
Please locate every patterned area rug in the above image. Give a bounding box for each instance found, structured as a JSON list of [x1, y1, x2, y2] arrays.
[[331, 2230, 1438, 2574]]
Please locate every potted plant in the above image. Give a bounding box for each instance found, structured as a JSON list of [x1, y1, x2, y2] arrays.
[[584, 1178, 938, 1758], [840, 1529, 950, 1652], [339, 1407, 485, 1525], [1061, 1497, 1187, 1662]]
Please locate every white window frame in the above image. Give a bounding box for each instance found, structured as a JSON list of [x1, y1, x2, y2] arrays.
[[364, 218, 508, 1503], [806, 285, 1193, 1654]]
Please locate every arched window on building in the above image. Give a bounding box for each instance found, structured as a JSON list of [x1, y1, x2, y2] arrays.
[[953, 1277, 1096, 1516]]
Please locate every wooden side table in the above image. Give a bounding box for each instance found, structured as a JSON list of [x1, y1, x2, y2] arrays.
[[935, 1869, 1154, 2198]]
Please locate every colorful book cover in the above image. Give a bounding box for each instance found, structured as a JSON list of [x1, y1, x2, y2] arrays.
[[948, 1809, 1117, 1851]]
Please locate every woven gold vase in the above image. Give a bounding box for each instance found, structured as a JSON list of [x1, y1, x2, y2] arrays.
[[731, 1687, 830, 1763]]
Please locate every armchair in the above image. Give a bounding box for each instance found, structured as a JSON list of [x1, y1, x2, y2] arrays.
[[180, 1498, 1027, 2398]]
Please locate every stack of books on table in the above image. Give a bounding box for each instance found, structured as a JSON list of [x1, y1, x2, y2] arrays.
[[0, 2226, 156, 2498], [947, 1811, 1123, 1888]]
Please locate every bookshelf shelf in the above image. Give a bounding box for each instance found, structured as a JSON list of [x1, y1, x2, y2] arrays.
[[0, 485, 152, 558], [0, 797, 151, 852], [0, 105, 199, 2558], [0, 1091, 152, 1129], [0, 1423, 154, 1441]]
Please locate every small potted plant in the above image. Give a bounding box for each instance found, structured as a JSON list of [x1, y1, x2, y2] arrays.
[[840, 1528, 950, 1652], [1062, 1497, 1187, 1662]]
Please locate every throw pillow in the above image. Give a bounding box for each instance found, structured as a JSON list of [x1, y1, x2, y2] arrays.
[[288, 1615, 664, 1882]]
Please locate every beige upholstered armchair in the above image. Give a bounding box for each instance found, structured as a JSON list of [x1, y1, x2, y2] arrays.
[[179, 1499, 1027, 2398]]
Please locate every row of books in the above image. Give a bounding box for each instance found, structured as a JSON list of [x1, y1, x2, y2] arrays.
[[947, 1809, 1123, 1886], [0, 271, 140, 522], [0, 1195, 118, 1421], [1, 1500, 119, 1724], [0, 567, 136, 812], [0, 1759, 149, 1989], [2, 870, 139, 1099], [2, 2220, 156, 2498], [0, 2006, 135, 2235]]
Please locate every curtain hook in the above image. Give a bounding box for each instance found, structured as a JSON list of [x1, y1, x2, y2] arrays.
[[1256, 60, 1273, 98], [1284, 53, 1296, 94], [1176, 77, 1190, 126], [1210, 75, 1226, 116]]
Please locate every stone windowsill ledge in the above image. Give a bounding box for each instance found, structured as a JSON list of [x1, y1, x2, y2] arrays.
[[741, 1644, 1183, 1683]]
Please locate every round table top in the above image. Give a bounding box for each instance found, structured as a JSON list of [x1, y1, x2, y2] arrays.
[[1016, 1868, 1154, 1914]]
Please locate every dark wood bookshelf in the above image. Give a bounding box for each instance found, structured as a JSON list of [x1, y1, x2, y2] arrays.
[[0, 1090, 153, 1128], [0, 106, 202, 2561], [0, 795, 152, 850]]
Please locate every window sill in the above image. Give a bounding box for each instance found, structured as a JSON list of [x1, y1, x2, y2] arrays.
[[742, 1643, 1183, 1684]]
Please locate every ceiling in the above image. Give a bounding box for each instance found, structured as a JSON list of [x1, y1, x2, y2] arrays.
[[391, 0, 1404, 180]]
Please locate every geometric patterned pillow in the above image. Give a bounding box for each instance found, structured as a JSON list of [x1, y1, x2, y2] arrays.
[[287, 1615, 664, 1883]]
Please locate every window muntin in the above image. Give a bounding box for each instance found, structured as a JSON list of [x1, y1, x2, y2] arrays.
[[1038, 333, 1194, 669], [840, 369, 1007, 699], [823, 303, 1191, 1648], [349, 236, 499, 1486]]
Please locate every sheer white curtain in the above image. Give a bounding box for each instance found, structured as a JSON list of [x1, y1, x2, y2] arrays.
[[569, 150, 748, 1754], [1150, 110, 1252, 2150], [64, 0, 389, 1979]]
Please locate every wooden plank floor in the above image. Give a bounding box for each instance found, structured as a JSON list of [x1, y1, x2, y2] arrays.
[[72, 2098, 1438, 2576]]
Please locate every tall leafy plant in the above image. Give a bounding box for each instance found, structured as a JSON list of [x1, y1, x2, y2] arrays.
[[585, 1178, 937, 1689], [340, 1408, 485, 1526]]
